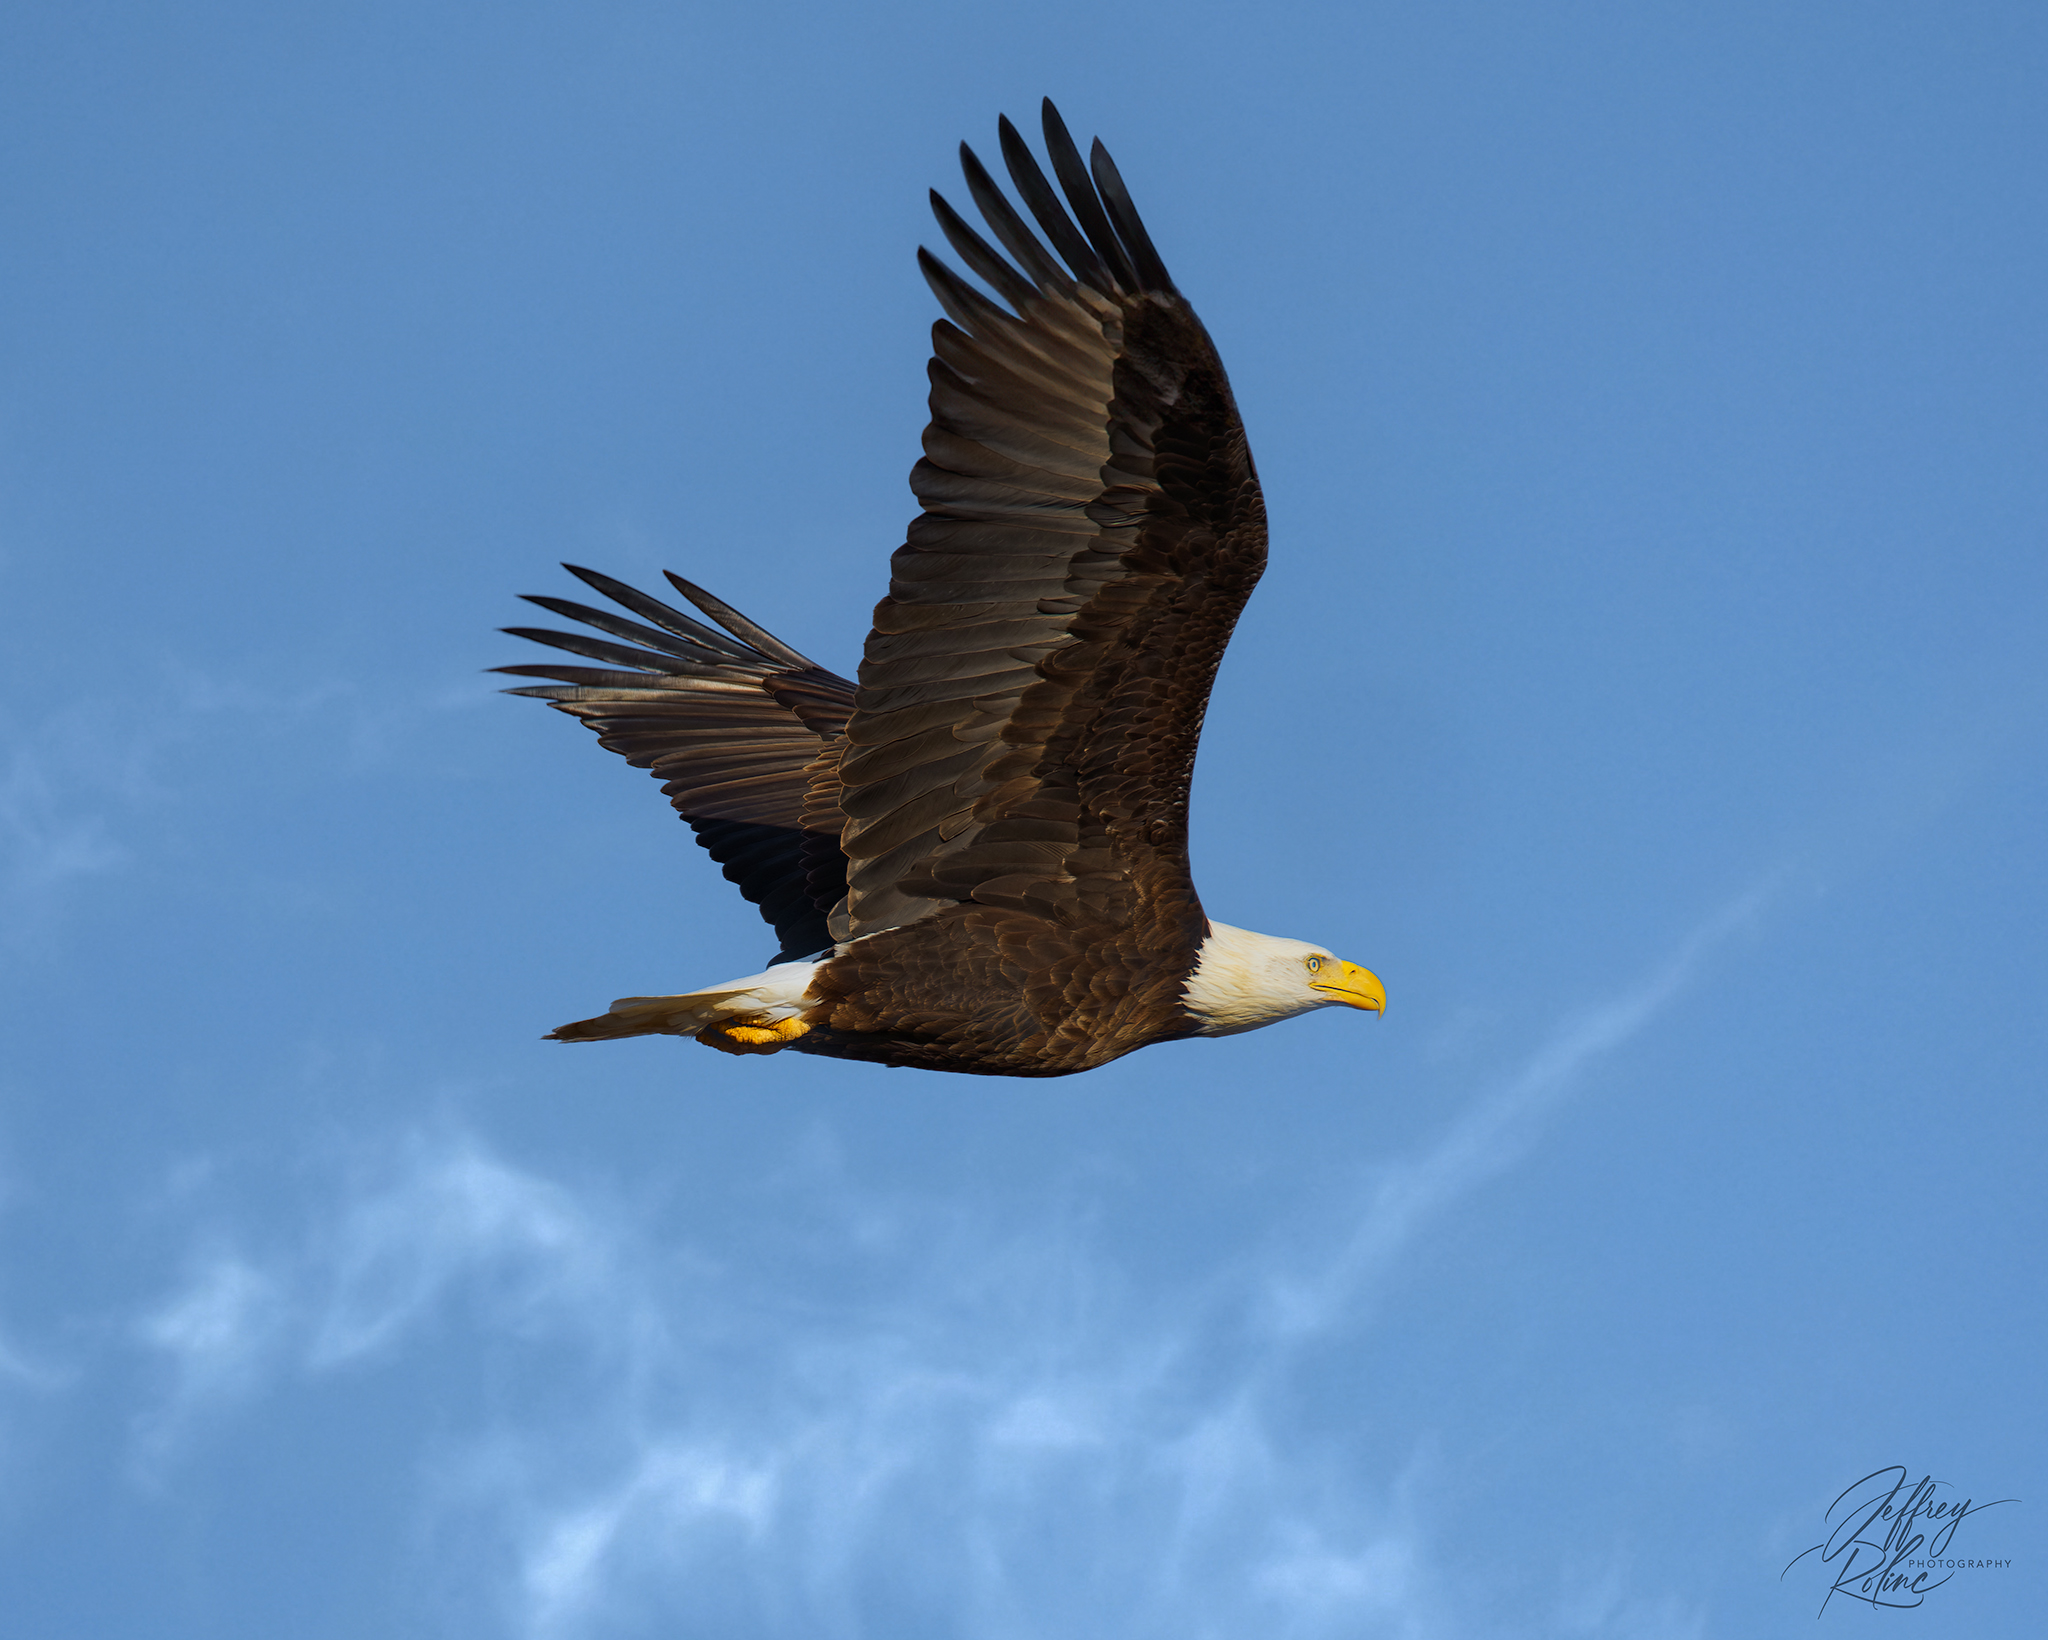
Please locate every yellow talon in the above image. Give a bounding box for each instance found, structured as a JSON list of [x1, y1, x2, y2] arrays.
[[695, 1016, 811, 1055]]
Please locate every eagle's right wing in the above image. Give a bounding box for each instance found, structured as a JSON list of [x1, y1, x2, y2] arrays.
[[836, 102, 1269, 943]]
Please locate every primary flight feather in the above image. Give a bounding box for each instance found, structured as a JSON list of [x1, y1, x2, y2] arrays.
[[500, 100, 1384, 1077]]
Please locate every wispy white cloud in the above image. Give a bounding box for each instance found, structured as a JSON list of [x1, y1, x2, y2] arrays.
[[127, 1124, 1439, 1639], [1551, 1558, 1708, 1640], [1262, 881, 1774, 1343], [136, 1250, 280, 1384], [128, 1132, 625, 1454], [119, 887, 1763, 1638], [0, 1332, 52, 1389], [0, 738, 132, 915], [0, 659, 484, 935], [306, 1132, 615, 1370], [518, 1441, 781, 1639], [130, 1243, 286, 1480]]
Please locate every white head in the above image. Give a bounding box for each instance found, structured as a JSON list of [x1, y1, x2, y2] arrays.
[[1181, 920, 1386, 1038]]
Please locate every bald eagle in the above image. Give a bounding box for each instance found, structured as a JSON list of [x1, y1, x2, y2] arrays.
[[500, 101, 1383, 1077]]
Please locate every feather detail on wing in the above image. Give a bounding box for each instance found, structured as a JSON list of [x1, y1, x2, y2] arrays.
[[836, 100, 1269, 940], [497, 566, 853, 962]]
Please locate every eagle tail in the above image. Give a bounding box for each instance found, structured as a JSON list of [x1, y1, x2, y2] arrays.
[[546, 958, 824, 1053]]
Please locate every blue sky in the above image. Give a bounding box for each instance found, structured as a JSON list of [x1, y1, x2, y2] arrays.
[[3, 1, 2042, 1635]]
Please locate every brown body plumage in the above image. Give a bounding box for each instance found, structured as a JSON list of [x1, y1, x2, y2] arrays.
[[500, 102, 1383, 1077]]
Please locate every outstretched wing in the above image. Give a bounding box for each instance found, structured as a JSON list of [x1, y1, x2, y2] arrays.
[[836, 100, 1267, 940], [498, 567, 853, 962]]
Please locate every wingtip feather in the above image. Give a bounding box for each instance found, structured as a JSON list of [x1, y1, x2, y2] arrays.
[[661, 572, 822, 672], [1038, 100, 1139, 292], [1088, 137, 1176, 295]]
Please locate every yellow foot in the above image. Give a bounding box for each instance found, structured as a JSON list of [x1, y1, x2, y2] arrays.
[[695, 1015, 811, 1056]]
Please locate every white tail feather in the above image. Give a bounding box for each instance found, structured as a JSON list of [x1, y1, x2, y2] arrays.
[[548, 959, 822, 1044]]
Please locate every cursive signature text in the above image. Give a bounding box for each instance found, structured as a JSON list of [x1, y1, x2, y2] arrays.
[[1783, 1466, 2018, 1616]]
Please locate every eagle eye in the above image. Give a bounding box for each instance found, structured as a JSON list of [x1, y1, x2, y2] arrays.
[[1305, 956, 1323, 973]]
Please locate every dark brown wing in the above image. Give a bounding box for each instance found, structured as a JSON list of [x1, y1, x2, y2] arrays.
[[836, 100, 1267, 944], [498, 566, 853, 962]]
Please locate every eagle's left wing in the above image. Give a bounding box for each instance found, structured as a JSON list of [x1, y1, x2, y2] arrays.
[[498, 566, 852, 962]]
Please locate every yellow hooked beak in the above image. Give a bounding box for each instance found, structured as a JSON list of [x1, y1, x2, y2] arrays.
[[1311, 959, 1385, 1014]]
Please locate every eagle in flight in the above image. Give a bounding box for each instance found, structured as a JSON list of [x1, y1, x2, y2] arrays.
[[500, 101, 1384, 1077]]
